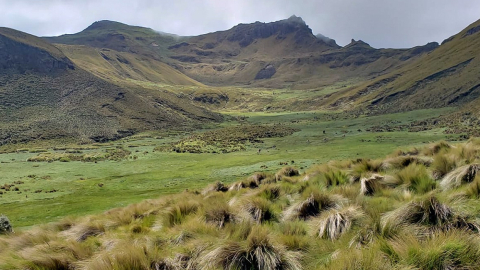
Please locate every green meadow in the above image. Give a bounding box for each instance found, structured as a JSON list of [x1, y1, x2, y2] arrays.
[[0, 107, 457, 228]]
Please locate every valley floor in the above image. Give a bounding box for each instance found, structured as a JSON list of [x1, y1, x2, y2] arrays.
[[0, 107, 457, 228], [0, 108, 479, 269]]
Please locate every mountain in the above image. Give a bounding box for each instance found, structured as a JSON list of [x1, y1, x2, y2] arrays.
[[45, 20, 203, 87], [324, 18, 480, 115], [47, 16, 438, 89], [167, 16, 438, 88], [0, 27, 221, 145], [45, 20, 181, 59]]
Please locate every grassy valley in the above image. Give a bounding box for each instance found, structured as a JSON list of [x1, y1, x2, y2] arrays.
[[1, 14, 480, 270], [1, 125, 479, 269]]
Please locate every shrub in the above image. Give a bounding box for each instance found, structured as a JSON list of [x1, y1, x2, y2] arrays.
[[0, 215, 13, 234]]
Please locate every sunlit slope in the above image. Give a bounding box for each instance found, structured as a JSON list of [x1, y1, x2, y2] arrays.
[[325, 19, 480, 114]]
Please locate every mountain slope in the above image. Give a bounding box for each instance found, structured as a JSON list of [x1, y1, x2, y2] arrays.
[[45, 21, 203, 87], [46, 17, 438, 89], [55, 44, 203, 87], [324, 18, 480, 114], [168, 16, 438, 88], [0, 28, 221, 145]]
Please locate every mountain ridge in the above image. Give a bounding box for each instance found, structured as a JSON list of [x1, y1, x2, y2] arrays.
[[0, 27, 221, 145]]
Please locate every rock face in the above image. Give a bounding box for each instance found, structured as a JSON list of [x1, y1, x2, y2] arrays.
[[0, 34, 74, 75], [225, 15, 318, 47], [255, 65, 276, 80]]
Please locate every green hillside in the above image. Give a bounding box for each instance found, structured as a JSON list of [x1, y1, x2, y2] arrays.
[[0, 27, 221, 145], [325, 19, 480, 113]]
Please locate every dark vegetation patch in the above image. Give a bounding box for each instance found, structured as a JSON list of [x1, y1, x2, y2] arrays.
[[27, 147, 131, 162], [157, 125, 299, 154]]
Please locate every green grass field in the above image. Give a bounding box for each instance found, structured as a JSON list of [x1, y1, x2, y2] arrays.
[[0, 107, 459, 228]]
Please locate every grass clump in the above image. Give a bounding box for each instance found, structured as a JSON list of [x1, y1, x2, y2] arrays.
[[4, 139, 480, 269], [201, 226, 302, 270], [440, 164, 480, 190], [431, 153, 458, 179], [204, 202, 235, 228], [381, 195, 478, 233], [240, 197, 276, 224], [323, 170, 349, 187], [164, 201, 199, 227], [395, 163, 436, 194], [283, 190, 338, 221], [360, 174, 387, 196], [314, 205, 364, 241], [382, 230, 480, 270]]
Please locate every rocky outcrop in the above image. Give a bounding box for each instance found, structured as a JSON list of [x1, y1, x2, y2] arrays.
[[255, 65, 276, 80], [224, 15, 328, 47]]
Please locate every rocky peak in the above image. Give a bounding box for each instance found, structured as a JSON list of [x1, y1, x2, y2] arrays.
[[315, 33, 338, 47], [225, 16, 315, 47], [285, 15, 307, 25], [345, 39, 373, 49]]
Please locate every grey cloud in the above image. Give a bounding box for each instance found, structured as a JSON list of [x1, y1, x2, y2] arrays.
[[0, 0, 478, 48]]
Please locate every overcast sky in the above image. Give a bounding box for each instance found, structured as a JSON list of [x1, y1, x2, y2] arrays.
[[0, 0, 479, 48]]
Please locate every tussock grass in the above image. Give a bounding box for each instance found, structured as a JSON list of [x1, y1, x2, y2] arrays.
[[350, 159, 384, 182], [323, 170, 349, 187], [440, 164, 480, 190], [229, 181, 246, 191], [431, 153, 458, 179], [394, 164, 436, 194], [4, 139, 480, 269], [382, 155, 432, 170], [314, 205, 364, 240], [276, 167, 300, 181], [382, 230, 480, 270], [360, 174, 387, 196], [283, 191, 339, 221], [381, 196, 479, 234], [163, 201, 200, 227], [466, 175, 480, 198], [201, 226, 302, 270], [423, 141, 452, 156], [240, 197, 276, 223], [202, 181, 229, 195], [204, 202, 235, 228]]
